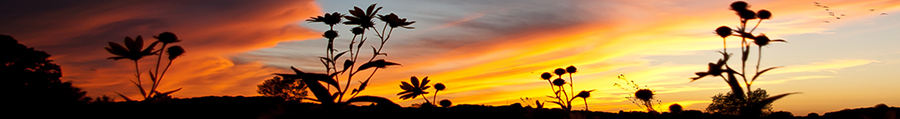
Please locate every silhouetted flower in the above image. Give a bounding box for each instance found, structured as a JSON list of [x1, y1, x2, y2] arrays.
[[344, 4, 382, 28], [730, 1, 749, 11], [737, 9, 757, 20], [105, 36, 159, 61], [434, 83, 445, 91], [307, 12, 343, 26], [153, 32, 181, 44], [634, 89, 654, 101], [398, 76, 431, 100], [351, 27, 364, 35], [757, 9, 772, 19], [716, 26, 732, 38], [576, 90, 594, 99], [552, 78, 566, 86], [752, 34, 786, 47], [323, 30, 338, 39], [439, 99, 452, 108], [554, 68, 566, 76], [540, 72, 552, 80], [566, 65, 577, 73], [378, 13, 416, 29], [166, 45, 184, 60]]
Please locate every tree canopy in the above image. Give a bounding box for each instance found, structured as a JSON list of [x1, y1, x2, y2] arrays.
[[1, 35, 90, 107]]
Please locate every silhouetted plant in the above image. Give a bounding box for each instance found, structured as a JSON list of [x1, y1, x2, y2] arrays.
[[279, 3, 414, 107], [433, 82, 446, 105], [105, 32, 185, 101], [520, 97, 544, 109], [538, 65, 593, 112], [574, 89, 595, 111], [689, 1, 798, 116], [257, 76, 308, 101], [670, 103, 683, 113], [439, 99, 452, 108], [614, 74, 660, 112]]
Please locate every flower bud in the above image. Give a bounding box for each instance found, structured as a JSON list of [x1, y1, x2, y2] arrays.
[[540, 72, 552, 80], [351, 27, 364, 35], [323, 30, 338, 39], [439, 99, 452, 108], [434, 83, 446, 91], [566, 65, 577, 73], [554, 68, 566, 76], [758, 9, 772, 19], [716, 26, 732, 38], [166, 45, 185, 60], [552, 78, 566, 86], [154, 32, 181, 44], [730, 1, 749, 11]]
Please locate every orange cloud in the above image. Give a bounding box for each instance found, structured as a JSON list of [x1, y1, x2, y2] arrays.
[[0, 0, 325, 98]]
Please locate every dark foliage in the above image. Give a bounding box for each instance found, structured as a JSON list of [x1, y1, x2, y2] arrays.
[[257, 76, 308, 101], [708, 88, 772, 115], [1, 35, 91, 116]]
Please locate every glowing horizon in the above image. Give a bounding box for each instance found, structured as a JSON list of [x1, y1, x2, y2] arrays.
[[3, 0, 900, 115]]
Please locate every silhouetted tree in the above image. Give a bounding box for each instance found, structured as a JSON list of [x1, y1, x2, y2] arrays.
[[707, 88, 772, 115], [1, 35, 90, 107], [257, 76, 308, 101]]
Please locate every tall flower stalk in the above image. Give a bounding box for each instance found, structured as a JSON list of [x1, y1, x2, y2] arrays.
[[690, 1, 797, 117], [105, 32, 185, 101], [539, 65, 593, 111], [278, 3, 414, 107]]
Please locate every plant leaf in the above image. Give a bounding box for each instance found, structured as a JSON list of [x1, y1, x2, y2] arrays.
[[357, 79, 369, 93], [290, 66, 304, 74], [357, 59, 401, 71], [346, 95, 401, 108], [334, 51, 348, 60], [752, 66, 783, 82], [159, 88, 183, 96], [128, 80, 147, 98], [742, 45, 750, 62], [342, 59, 353, 73], [115, 92, 134, 102]]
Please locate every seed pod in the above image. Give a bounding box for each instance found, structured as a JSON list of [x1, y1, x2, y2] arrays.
[[730, 1, 749, 11], [434, 83, 446, 91], [716, 26, 732, 38], [758, 9, 772, 19], [540, 72, 552, 80], [439, 99, 452, 108], [166, 45, 185, 60], [323, 30, 338, 39], [554, 68, 566, 76], [634, 89, 654, 101], [566, 65, 577, 73], [351, 27, 364, 35], [552, 78, 566, 86], [154, 32, 181, 44]]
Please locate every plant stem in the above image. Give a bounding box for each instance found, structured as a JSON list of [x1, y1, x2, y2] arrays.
[[133, 60, 146, 99], [568, 73, 574, 99], [583, 98, 589, 111], [156, 58, 175, 93], [150, 43, 167, 96], [433, 90, 439, 105], [420, 94, 431, 104]]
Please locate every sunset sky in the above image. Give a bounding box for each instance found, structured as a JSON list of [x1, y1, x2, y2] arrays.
[[2, 0, 900, 114]]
